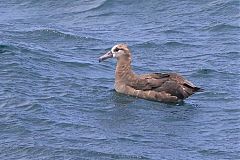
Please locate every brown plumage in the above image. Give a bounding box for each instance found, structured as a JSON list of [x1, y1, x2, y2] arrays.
[[99, 44, 202, 103]]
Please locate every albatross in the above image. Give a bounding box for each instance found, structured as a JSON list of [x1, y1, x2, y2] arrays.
[[99, 44, 202, 103]]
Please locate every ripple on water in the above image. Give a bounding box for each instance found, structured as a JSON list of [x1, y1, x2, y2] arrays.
[[204, 23, 240, 32], [0, 44, 19, 55], [0, 146, 150, 160], [6, 28, 103, 43]]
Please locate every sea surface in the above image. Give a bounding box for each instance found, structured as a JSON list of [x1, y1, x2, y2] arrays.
[[0, 0, 240, 160]]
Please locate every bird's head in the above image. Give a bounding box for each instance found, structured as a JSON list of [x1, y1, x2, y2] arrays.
[[99, 44, 131, 62]]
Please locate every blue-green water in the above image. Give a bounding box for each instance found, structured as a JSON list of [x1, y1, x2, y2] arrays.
[[0, 0, 239, 159]]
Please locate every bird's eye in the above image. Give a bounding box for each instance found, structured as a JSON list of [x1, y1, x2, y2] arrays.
[[114, 47, 119, 52]]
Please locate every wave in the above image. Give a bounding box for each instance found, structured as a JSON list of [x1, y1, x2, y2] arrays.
[[15, 102, 43, 113], [71, 0, 111, 14], [27, 28, 77, 38], [133, 41, 159, 48], [215, 51, 240, 59], [196, 68, 217, 75], [52, 0, 111, 16], [162, 29, 187, 34], [17, 0, 109, 15], [21, 28, 102, 42], [203, 23, 240, 32], [133, 40, 202, 49], [59, 60, 93, 68], [201, 0, 239, 12], [86, 12, 115, 18], [164, 41, 197, 47], [1, 144, 149, 160], [0, 42, 57, 63], [193, 68, 239, 77], [181, 53, 212, 60], [0, 44, 18, 54], [6, 28, 103, 43]]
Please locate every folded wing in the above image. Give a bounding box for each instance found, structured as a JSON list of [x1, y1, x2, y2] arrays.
[[128, 73, 201, 100]]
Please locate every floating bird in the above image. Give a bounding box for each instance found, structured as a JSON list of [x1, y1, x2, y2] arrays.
[[99, 44, 202, 103]]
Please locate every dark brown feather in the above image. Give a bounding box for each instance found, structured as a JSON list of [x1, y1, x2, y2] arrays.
[[129, 72, 201, 100]]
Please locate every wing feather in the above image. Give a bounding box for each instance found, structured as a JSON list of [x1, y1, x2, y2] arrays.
[[128, 73, 201, 99]]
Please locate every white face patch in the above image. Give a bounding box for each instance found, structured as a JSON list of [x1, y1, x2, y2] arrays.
[[113, 53, 116, 57], [111, 45, 119, 53]]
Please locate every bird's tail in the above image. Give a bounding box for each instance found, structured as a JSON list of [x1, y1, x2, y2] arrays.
[[194, 87, 204, 92]]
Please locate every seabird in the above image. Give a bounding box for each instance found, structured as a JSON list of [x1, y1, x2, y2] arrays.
[[99, 44, 202, 103]]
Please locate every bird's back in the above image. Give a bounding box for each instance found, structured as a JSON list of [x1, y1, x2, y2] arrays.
[[131, 72, 202, 100]]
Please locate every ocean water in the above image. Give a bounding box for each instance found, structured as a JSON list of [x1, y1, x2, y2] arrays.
[[0, 0, 239, 159]]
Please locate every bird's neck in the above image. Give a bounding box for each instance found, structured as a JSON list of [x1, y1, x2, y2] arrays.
[[115, 57, 135, 83]]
